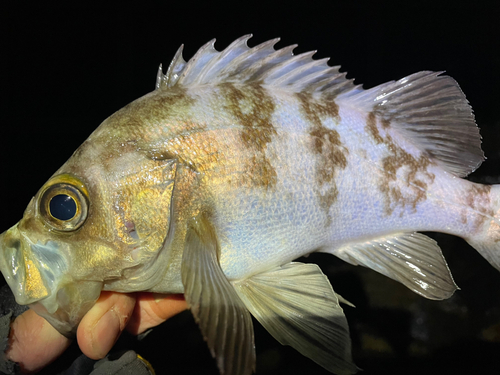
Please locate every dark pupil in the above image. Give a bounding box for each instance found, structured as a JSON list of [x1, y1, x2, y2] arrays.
[[49, 194, 77, 221]]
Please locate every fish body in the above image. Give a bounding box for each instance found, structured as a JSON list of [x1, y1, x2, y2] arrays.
[[1, 35, 500, 374]]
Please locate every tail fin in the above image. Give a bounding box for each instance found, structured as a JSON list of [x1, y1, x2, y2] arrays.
[[465, 184, 500, 271]]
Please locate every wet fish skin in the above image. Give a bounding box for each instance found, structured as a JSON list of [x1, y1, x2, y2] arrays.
[[1, 35, 500, 375]]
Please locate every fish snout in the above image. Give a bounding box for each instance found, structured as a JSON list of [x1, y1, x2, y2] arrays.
[[0, 224, 50, 304], [0, 224, 102, 336], [0, 224, 51, 305]]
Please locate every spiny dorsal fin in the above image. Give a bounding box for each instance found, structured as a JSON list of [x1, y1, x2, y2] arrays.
[[155, 34, 357, 97]]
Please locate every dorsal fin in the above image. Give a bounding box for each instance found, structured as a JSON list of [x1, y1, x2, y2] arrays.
[[155, 35, 484, 177], [337, 71, 484, 176], [155, 34, 358, 97]]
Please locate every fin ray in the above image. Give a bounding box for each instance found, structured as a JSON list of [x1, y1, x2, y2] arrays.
[[333, 232, 458, 300], [339, 71, 484, 176], [181, 212, 255, 375], [157, 36, 483, 177], [234, 262, 357, 375], [156, 35, 357, 98]]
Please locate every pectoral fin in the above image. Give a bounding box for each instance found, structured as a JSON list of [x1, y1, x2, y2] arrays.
[[233, 262, 357, 375], [181, 212, 255, 375], [334, 232, 458, 300]]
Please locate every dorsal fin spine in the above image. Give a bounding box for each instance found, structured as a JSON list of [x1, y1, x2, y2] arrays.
[[178, 39, 218, 86], [261, 51, 318, 85], [155, 63, 163, 90], [236, 44, 298, 83], [217, 37, 280, 79], [199, 35, 253, 83], [164, 44, 186, 87]]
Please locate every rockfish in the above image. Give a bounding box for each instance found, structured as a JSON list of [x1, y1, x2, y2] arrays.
[[1, 35, 499, 375]]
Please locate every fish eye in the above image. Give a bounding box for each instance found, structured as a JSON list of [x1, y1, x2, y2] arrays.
[[38, 177, 88, 232], [49, 194, 77, 221]]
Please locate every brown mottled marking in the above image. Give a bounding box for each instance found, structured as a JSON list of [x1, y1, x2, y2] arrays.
[[366, 112, 384, 144], [366, 112, 435, 216], [219, 82, 278, 189], [69, 87, 197, 174], [297, 92, 340, 128], [108, 87, 196, 135], [462, 184, 494, 230], [297, 92, 348, 223], [381, 118, 391, 129]]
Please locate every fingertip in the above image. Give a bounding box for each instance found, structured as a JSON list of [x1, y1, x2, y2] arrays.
[[77, 292, 136, 360], [127, 293, 187, 335], [7, 309, 71, 373]]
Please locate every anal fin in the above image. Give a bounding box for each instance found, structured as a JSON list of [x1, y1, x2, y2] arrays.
[[233, 262, 357, 375], [334, 232, 458, 300], [181, 212, 255, 375]]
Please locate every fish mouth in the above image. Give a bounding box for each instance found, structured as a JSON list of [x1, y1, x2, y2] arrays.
[[0, 223, 51, 305], [0, 223, 102, 337], [0, 223, 71, 306]]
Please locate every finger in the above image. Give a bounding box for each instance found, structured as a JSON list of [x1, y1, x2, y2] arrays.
[[77, 291, 136, 360], [126, 293, 187, 335], [6, 309, 71, 374]]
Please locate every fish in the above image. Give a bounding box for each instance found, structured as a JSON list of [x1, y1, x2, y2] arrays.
[[0, 34, 499, 375]]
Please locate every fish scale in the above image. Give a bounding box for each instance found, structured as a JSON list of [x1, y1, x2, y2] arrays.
[[1, 35, 499, 375]]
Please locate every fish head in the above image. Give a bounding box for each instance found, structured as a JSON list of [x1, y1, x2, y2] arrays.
[[0, 139, 179, 336]]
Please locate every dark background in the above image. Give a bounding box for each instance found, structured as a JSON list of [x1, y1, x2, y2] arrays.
[[1, 2, 500, 374]]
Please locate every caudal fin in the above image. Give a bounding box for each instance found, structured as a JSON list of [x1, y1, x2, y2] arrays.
[[465, 184, 500, 271]]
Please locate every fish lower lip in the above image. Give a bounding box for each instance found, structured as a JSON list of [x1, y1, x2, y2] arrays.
[[0, 224, 52, 305], [0, 226, 25, 302]]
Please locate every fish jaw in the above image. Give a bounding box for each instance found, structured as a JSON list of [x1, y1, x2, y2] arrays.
[[0, 223, 102, 336], [0, 223, 51, 305], [29, 279, 102, 337]]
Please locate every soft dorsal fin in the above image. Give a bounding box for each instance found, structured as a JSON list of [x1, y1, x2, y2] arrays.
[[338, 71, 484, 176]]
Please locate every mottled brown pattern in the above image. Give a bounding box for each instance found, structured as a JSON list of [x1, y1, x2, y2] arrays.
[[161, 122, 215, 171], [366, 112, 384, 144], [297, 92, 340, 128], [462, 184, 494, 230], [219, 82, 278, 189], [365, 112, 435, 216], [110, 87, 196, 134], [71, 88, 196, 172], [297, 92, 348, 223]]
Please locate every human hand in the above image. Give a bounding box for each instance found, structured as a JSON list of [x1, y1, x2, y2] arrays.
[[6, 292, 187, 373]]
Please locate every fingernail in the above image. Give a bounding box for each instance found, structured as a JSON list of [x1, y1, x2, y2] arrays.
[[92, 310, 121, 358], [153, 293, 165, 303]]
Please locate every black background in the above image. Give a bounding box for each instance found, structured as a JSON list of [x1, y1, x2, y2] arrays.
[[1, 2, 500, 374]]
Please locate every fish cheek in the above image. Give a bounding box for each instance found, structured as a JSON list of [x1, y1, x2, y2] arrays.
[[109, 159, 177, 265], [128, 182, 175, 255]]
